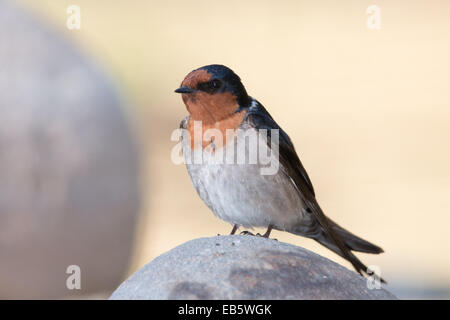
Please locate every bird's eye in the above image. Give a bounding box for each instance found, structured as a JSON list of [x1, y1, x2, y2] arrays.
[[210, 79, 221, 89], [198, 79, 222, 93]]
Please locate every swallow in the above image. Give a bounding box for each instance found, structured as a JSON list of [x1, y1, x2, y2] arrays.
[[175, 64, 385, 281]]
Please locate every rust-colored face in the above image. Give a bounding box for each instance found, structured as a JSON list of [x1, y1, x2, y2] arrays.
[[178, 69, 240, 125], [177, 67, 247, 150]]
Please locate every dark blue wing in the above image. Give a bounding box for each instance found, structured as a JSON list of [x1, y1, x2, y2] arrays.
[[245, 99, 316, 197]]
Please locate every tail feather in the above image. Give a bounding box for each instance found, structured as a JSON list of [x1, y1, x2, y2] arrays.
[[290, 217, 385, 283], [313, 234, 386, 283], [312, 218, 386, 283], [327, 218, 384, 254]]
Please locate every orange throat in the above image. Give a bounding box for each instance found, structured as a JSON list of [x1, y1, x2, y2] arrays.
[[183, 89, 246, 150], [186, 110, 245, 150]]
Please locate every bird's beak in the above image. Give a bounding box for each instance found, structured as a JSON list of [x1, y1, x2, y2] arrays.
[[175, 86, 195, 94]]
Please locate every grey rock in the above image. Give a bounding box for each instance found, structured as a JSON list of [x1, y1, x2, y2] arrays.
[[110, 236, 396, 300], [0, 2, 141, 298]]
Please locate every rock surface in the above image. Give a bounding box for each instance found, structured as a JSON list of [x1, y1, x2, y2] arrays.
[[0, 2, 141, 298], [110, 236, 396, 300]]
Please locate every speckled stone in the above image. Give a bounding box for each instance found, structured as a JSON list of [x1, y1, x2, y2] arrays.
[[110, 236, 396, 300]]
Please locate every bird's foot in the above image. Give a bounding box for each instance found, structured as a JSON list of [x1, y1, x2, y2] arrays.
[[240, 230, 255, 236], [255, 232, 278, 241]]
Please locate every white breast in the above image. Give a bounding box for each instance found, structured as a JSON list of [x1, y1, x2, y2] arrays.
[[182, 123, 306, 230]]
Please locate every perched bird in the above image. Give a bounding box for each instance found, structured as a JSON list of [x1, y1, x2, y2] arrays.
[[175, 64, 384, 281]]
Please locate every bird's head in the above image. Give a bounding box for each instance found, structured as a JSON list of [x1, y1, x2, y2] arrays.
[[175, 64, 250, 124]]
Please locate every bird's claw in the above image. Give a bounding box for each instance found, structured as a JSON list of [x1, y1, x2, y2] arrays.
[[240, 231, 277, 241], [256, 233, 278, 241]]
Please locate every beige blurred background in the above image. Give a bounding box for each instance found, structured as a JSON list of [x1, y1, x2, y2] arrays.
[[15, 0, 450, 298]]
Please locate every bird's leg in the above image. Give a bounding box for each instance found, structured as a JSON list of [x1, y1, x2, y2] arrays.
[[230, 224, 239, 235], [262, 225, 273, 238], [255, 225, 277, 240], [256, 225, 273, 237]]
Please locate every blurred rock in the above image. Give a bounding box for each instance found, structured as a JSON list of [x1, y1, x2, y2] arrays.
[[0, 3, 141, 298], [110, 236, 396, 300]]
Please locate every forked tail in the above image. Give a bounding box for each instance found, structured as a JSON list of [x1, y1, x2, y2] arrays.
[[314, 218, 386, 283]]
